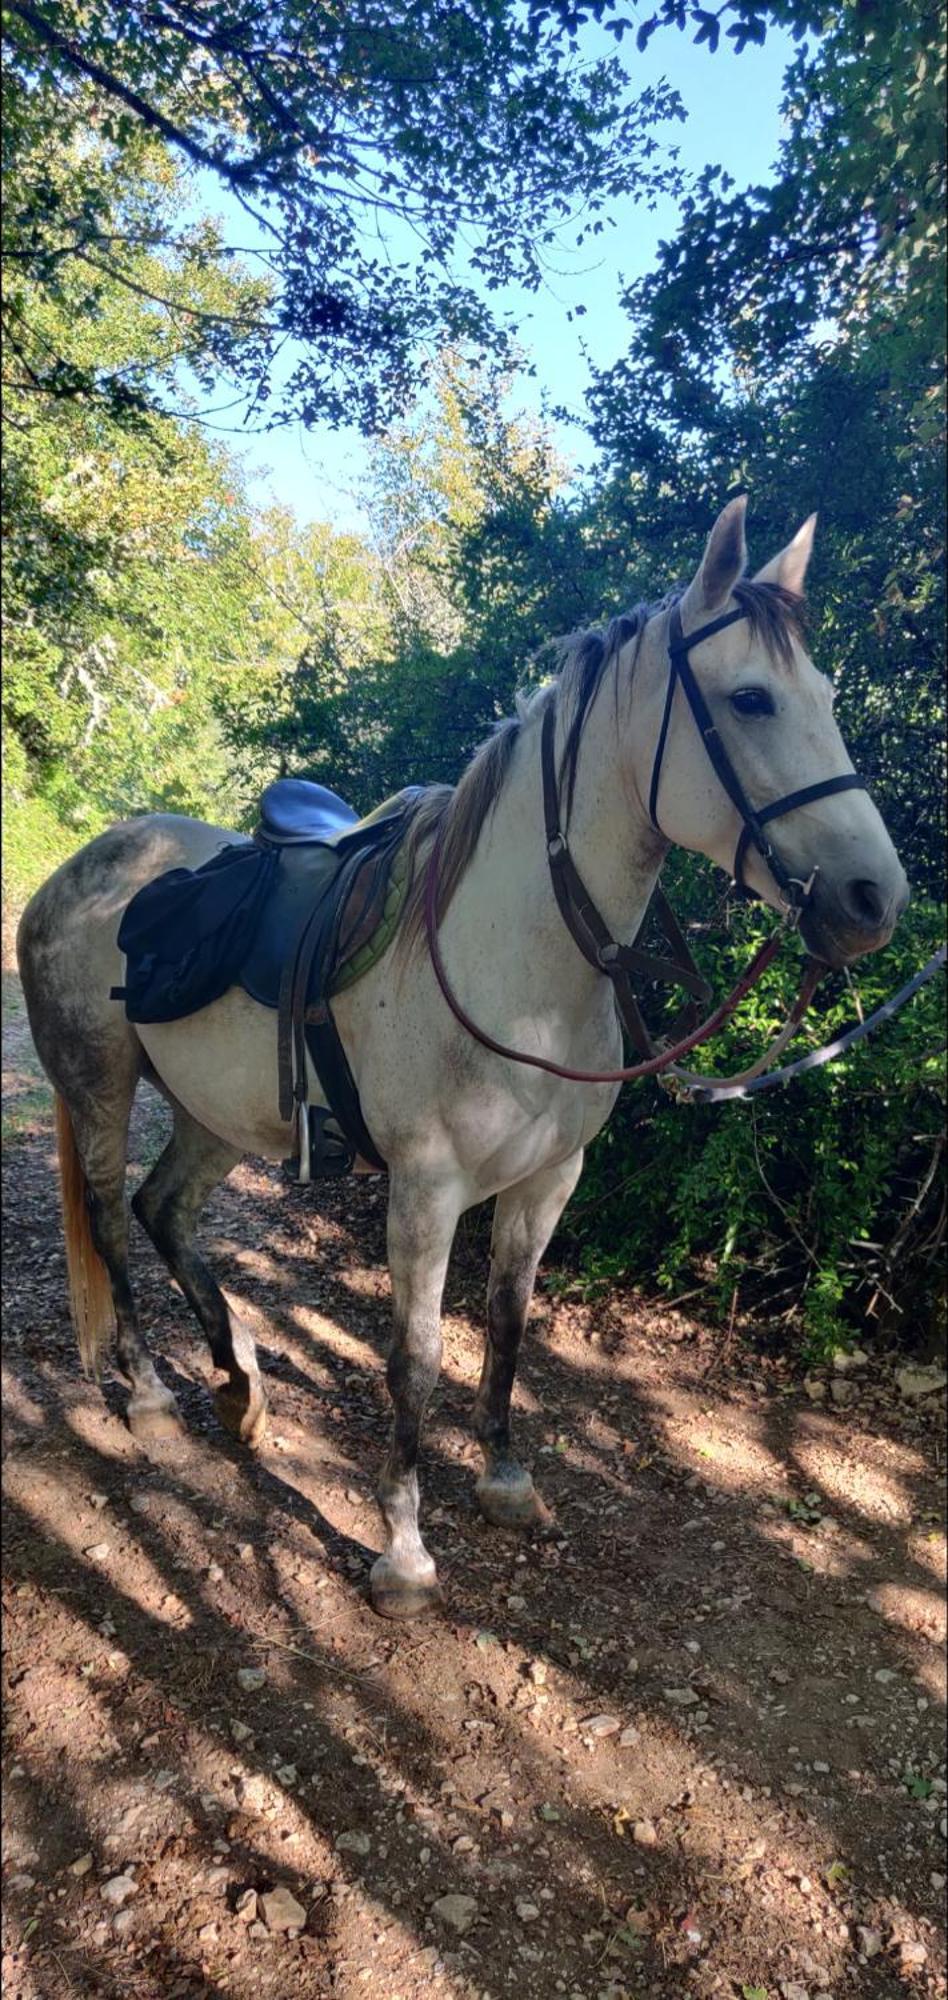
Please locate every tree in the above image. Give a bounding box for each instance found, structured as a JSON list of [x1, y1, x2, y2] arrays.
[[3, 0, 683, 432], [582, 0, 946, 894], [2, 169, 260, 907]]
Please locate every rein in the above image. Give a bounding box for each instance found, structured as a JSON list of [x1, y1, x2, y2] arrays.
[[423, 599, 914, 1093]]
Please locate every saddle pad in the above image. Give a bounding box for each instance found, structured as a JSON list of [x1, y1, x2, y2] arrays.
[[114, 841, 277, 1023]]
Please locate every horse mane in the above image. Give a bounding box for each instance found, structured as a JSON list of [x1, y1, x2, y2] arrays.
[[397, 578, 805, 956]]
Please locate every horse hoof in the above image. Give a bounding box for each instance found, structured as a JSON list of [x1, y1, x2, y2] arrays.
[[476, 1472, 550, 1532], [369, 1555, 442, 1621], [215, 1379, 268, 1448], [127, 1390, 187, 1444]]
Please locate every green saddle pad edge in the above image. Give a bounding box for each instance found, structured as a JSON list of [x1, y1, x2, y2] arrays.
[[328, 838, 411, 997]]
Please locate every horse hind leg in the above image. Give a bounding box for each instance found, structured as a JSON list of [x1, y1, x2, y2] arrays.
[[473, 1151, 583, 1531], [131, 1100, 268, 1447], [55, 1090, 187, 1443]]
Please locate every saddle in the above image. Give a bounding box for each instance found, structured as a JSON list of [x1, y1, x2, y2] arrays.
[[113, 778, 422, 1180]]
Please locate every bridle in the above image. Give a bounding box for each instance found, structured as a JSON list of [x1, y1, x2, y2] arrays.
[[649, 601, 868, 906], [424, 598, 883, 1090]]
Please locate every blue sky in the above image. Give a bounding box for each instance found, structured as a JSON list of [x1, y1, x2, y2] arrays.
[[197, 24, 796, 533]]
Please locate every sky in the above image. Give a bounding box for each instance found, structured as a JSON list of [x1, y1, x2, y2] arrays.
[[194, 23, 796, 534]]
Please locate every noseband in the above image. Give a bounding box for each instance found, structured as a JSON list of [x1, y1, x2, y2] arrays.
[[649, 601, 868, 906]]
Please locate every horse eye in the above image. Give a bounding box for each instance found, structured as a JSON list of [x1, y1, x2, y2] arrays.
[[730, 687, 775, 718]]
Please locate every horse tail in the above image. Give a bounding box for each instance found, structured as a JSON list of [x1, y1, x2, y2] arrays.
[[55, 1093, 115, 1378]]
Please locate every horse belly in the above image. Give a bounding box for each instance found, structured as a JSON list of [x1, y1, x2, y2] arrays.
[[137, 989, 306, 1160]]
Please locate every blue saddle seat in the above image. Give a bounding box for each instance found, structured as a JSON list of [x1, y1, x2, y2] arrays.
[[257, 777, 360, 846]]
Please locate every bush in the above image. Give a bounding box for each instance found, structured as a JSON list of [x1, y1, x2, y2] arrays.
[[553, 875, 946, 1363]]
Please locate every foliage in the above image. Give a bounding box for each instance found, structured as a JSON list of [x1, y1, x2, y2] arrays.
[[3, 0, 682, 430], [556, 889, 945, 1357], [583, 0, 946, 900], [2, 150, 261, 901]]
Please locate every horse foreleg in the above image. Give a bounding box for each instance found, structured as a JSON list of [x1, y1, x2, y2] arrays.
[[132, 1103, 267, 1446], [473, 1151, 583, 1531], [370, 1175, 460, 1620]]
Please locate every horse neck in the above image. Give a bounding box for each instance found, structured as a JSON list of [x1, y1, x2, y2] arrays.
[[458, 670, 666, 1026]]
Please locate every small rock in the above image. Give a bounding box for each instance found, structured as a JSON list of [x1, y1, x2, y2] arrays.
[[781, 1984, 809, 2000], [84, 1543, 111, 1562], [112, 1908, 135, 1938], [741, 1838, 767, 1863], [345, 1488, 363, 1506], [7, 1874, 35, 1891], [830, 1378, 857, 1407], [236, 1668, 266, 1692], [100, 1874, 137, 1908], [803, 1377, 827, 1404], [229, 1718, 253, 1743], [528, 1662, 547, 1686], [856, 1927, 882, 1958], [247, 1920, 268, 1940], [432, 1893, 479, 1934], [235, 1888, 258, 1922], [507, 1595, 526, 1611], [832, 1347, 868, 1373], [899, 1941, 927, 1970], [896, 1365, 947, 1401], [663, 1686, 699, 1707], [619, 1725, 640, 1746], [582, 1714, 620, 1737], [198, 1922, 219, 1943], [335, 1830, 371, 1857], [69, 1852, 94, 1878], [238, 1543, 254, 1562], [275, 1764, 297, 1787], [207, 1563, 224, 1583], [452, 1835, 476, 1854], [516, 1902, 540, 1922], [90, 1492, 109, 1509], [259, 1885, 307, 1932], [632, 1821, 658, 1848]]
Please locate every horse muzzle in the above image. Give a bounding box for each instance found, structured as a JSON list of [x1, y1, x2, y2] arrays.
[[799, 867, 910, 968]]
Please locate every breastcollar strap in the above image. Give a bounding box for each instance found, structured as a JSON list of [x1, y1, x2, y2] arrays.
[[649, 600, 868, 907]]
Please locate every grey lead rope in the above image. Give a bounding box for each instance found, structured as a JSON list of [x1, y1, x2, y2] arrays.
[[671, 944, 946, 1105]]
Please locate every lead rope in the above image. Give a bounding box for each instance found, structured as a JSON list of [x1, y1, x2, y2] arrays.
[[669, 944, 946, 1103]]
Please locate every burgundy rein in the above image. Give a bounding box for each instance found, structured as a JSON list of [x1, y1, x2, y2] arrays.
[[424, 817, 786, 1085]]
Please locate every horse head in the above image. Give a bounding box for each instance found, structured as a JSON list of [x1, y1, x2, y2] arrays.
[[632, 497, 909, 968]]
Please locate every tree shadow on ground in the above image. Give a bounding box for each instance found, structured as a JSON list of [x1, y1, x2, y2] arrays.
[[2, 1068, 945, 2000]]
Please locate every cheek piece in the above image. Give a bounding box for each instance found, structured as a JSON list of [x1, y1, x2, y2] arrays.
[[648, 601, 868, 908]]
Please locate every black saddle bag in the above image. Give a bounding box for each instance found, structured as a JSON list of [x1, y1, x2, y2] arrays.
[[113, 843, 279, 1023]]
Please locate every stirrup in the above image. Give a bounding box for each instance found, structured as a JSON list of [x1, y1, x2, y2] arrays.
[[281, 1104, 356, 1183]]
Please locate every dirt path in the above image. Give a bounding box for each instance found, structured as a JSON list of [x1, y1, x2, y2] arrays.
[[2, 973, 946, 2000]]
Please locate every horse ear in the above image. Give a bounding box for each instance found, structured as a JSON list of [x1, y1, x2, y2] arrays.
[[753, 513, 817, 595], [684, 495, 748, 617]]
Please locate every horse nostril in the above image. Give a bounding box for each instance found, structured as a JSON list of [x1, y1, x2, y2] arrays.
[[846, 878, 887, 929]]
